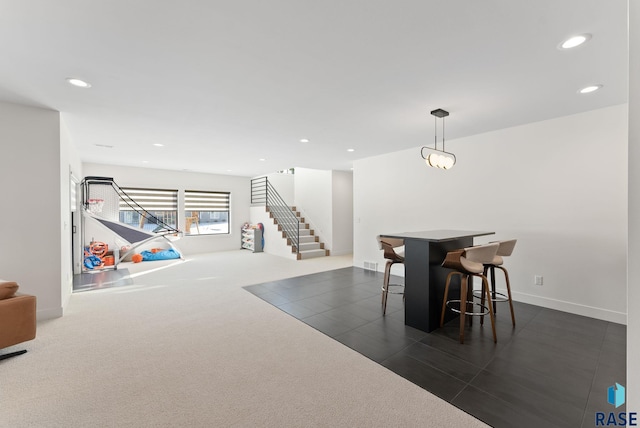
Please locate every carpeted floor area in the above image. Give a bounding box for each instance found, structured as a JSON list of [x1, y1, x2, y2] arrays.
[[0, 251, 489, 428]]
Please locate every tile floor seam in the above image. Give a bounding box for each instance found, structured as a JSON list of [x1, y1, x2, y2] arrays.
[[579, 321, 618, 428], [458, 381, 584, 428], [473, 364, 592, 424], [451, 384, 571, 428], [401, 352, 479, 387]]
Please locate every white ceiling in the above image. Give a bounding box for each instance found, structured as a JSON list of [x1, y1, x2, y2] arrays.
[[0, 1, 628, 177]]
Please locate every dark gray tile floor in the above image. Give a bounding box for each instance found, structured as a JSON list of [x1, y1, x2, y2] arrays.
[[244, 267, 627, 428]]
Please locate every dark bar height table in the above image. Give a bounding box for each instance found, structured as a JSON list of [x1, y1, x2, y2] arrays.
[[379, 230, 494, 333]]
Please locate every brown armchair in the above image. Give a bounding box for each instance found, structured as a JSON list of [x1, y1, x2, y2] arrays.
[[0, 281, 36, 361]]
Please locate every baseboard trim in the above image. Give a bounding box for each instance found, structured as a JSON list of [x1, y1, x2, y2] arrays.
[[511, 291, 627, 325], [330, 250, 353, 256], [352, 260, 626, 324], [37, 307, 63, 321]]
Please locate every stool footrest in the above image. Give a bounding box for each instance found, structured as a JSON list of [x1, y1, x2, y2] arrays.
[[446, 300, 491, 317], [472, 290, 509, 302], [381, 284, 404, 295]]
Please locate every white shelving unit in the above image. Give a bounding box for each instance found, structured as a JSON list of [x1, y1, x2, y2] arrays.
[[241, 227, 263, 253]]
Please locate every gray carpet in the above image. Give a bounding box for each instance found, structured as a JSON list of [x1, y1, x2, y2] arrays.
[[0, 251, 488, 427]]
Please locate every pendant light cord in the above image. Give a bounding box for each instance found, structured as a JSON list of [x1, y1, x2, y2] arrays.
[[434, 115, 437, 150], [434, 115, 446, 152], [442, 116, 446, 152]]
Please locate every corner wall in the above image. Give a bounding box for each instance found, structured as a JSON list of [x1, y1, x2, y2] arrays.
[[294, 168, 333, 249], [627, 0, 639, 412], [354, 104, 628, 323], [331, 170, 353, 256], [0, 102, 63, 319], [60, 115, 83, 312]]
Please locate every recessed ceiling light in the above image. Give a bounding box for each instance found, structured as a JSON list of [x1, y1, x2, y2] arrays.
[[153, 143, 164, 147], [259, 158, 266, 161], [142, 160, 149, 164], [559, 34, 591, 50], [579, 84, 603, 94], [347, 149, 355, 152], [66, 78, 92, 88], [300, 138, 310, 143]]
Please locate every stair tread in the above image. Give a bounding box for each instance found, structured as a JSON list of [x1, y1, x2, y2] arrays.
[[298, 243, 321, 250], [297, 249, 329, 260]]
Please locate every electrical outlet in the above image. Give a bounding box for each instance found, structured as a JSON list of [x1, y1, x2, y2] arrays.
[[534, 275, 543, 286]]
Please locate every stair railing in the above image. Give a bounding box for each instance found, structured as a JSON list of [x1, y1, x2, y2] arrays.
[[250, 177, 267, 205], [250, 176, 299, 254]]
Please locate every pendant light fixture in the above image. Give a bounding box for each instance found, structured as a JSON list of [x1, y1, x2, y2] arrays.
[[420, 108, 456, 170]]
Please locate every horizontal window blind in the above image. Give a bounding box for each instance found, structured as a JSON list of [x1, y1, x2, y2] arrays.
[[185, 190, 230, 211], [119, 188, 178, 211]]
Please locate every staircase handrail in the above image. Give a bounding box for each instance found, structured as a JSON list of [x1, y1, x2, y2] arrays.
[[266, 180, 300, 254]]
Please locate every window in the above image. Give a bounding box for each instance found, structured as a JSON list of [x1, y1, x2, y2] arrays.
[[118, 187, 178, 232], [184, 190, 230, 235]]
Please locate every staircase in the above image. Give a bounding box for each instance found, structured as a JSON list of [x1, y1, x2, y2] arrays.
[[267, 206, 330, 260]]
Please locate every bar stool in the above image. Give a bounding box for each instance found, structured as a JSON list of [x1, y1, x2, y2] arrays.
[[476, 239, 517, 327], [440, 243, 499, 344], [376, 236, 405, 315]]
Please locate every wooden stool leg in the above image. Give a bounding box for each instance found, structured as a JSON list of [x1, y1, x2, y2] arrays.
[[482, 275, 497, 343], [382, 261, 392, 315], [381, 263, 388, 304], [440, 272, 454, 327], [498, 266, 516, 327], [382, 261, 391, 304], [467, 275, 474, 327], [480, 267, 488, 326], [459, 275, 467, 344], [490, 266, 497, 314], [480, 275, 485, 326]]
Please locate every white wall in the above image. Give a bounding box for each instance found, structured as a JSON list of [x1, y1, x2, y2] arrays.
[[82, 163, 250, 255], [294, 168, 333, 249], [263, 172, 294, 206], [0, 102, 63, 320], [628, 0, 639, 412], [354, 104, 628, 323], [331, 170, 354, 256]]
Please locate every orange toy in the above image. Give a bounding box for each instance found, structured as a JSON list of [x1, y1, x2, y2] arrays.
[[90, 241, 108, 259], [132, 254, 143, 263]]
